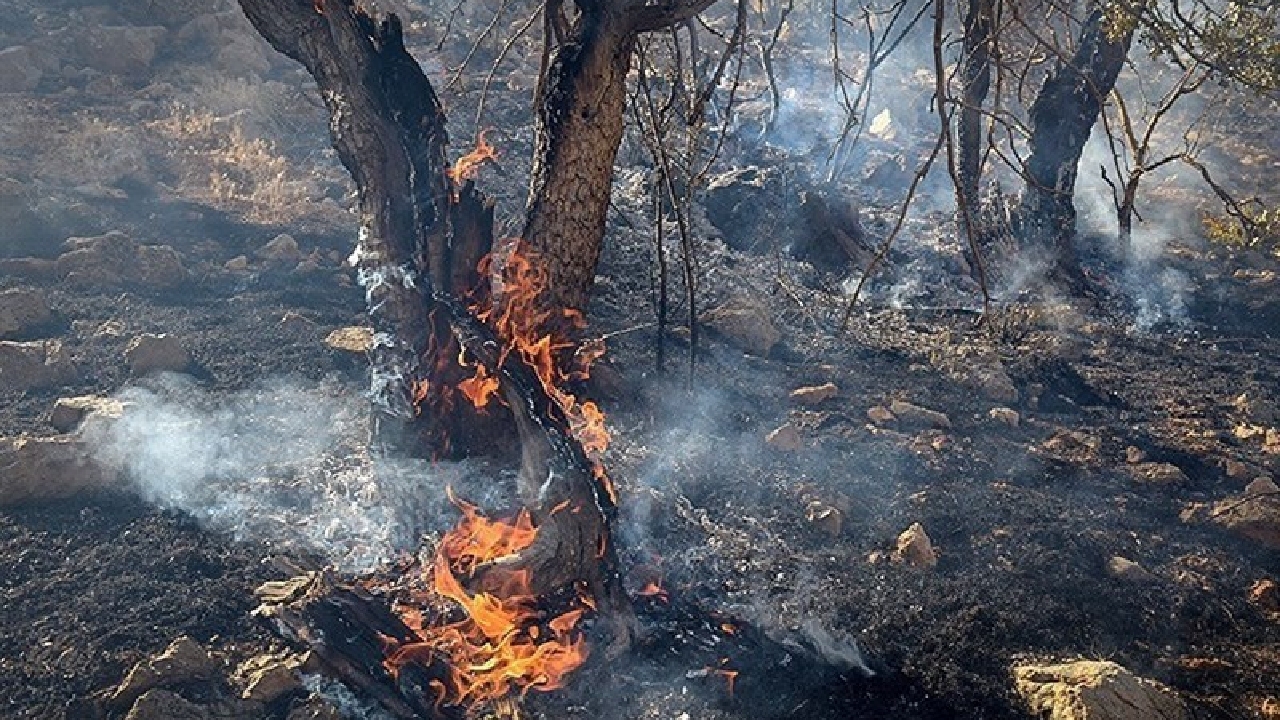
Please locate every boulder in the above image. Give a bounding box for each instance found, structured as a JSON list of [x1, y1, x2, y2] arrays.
[[1248, 579, 1279, 613], [1012, 660, 1188, 720], [125, 334, 191, 375], [1128, 462, 1189, 487], [1211, 477, 1280, 548], [888, 400, 951, 429], [971, 365, 1019, 404], [989, 407, 1020, 428], [0, 288, 53, 338], [867, 405, 896, 425], [112, 636, 220, 709], [0, 46, 42, 93], [701, 298, 781, 357], [1106, 556, 1155, 583], [256, 233, 302, 262], [234, 652, 308, 703], [1039, 429, 1101, 464], [323, 326, 374, 354], [0, 434, 108, 506], [790, 383, 838, 406], [0, 340, 76, 391], [702, 166, 787, 253], [76, 26, 166, 77], [0, 177, 58, 258], [765, 423, 802, 452], [57, 232, 187, 289], [49, 395, 125, 433], [892, 522, 938, 568], [124, 689, 210, 720]]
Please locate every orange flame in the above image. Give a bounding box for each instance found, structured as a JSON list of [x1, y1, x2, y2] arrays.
[[473, 241, 615, 502], [447, 130, 497, 187], [638, 580, 669, 603], [383, 491, 590, 707]]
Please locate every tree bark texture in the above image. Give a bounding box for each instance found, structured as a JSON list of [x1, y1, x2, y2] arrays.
[[522, 0, 718, 316], [1017, 6, 1133, 286], [958, 0, 993, 213], [522, 11, 635, 317]]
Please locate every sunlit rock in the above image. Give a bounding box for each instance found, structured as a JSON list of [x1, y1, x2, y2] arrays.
[[0, 339, 76, 391], [1012, 660, 1187, 720], [0, 434, 108, 506], [49, 394, 126, 433], [1210, 477, 1280, 548], [790, 382, 838, 406], [765, 422, 802, 452], [892, 522, 938, 569]]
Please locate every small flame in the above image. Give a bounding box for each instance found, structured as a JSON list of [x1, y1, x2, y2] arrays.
[[447, 130, 498, 187], [638, 580, 669, 603], [714, 666, 739, 699]]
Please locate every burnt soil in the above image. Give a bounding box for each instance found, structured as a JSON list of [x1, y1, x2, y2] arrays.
[[1, 2, 1278, 719]]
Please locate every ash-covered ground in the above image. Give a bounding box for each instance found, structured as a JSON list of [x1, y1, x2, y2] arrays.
[[0, 1, 1277, 719]]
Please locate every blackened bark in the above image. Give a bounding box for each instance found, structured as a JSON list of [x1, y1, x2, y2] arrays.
[[958, 0, 993, 212], [237, 0, 460, 456], [1017, 6, 1133, 287], [237, 0, 636, 660]]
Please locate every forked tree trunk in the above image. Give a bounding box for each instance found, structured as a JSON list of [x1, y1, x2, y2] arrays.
[[1017, 5, 1133, 289], [238, 0, 627, 603]]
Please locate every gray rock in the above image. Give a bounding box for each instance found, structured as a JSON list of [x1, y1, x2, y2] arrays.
[[0, 339, 76, 391], [0, 178, 58, 258], [888, 400, 951, 429], [57, 231, 187, 289], [0, 46, 42, 93], [125, 334, 191, 375], [0, 288, 53, 338], [701, 297, 781, 357], [76, 26, 166, 76], [1128, 462, 1189, 486]]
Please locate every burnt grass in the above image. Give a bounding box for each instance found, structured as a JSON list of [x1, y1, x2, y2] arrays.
[[1, 2, 1279, 719]]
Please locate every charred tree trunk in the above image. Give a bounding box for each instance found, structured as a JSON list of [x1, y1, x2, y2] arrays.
[[957, 0, 993, 213], [236, 0, 486, 459], [522, 0, 717, 316], [1016, 5, 1133, 289]]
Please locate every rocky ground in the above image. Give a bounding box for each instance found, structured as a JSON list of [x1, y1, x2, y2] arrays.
[[1, 1, 1278, 720]]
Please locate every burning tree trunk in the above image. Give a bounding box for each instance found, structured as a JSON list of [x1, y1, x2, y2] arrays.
[[231, 0, 724, 710], [1016, 5, 1134, 289], [236, 0, 494, 458]]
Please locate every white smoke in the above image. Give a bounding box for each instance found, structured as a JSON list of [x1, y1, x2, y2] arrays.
[[83, 373, 471, 572]]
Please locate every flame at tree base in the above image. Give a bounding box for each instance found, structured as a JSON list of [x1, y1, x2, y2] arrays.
[[381, 491, 592, 709]]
